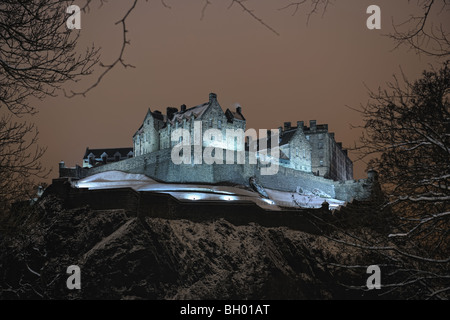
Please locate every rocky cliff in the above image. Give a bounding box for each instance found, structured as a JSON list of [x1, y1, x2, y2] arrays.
[[0, 193, 390, 300]]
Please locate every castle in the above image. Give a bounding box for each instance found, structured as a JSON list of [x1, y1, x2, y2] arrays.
[[129, 93, 352, 181], [60, 93, 377, 202]]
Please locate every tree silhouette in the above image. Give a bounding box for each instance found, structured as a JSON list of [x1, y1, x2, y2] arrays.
[[0, 1, 98, 207], [333, 61, 450, 299]]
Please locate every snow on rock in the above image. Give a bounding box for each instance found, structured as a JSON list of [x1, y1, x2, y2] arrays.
[[74, 171, 280, 210], [266, 188, 345, 210], [311, 188, 332, 199], [74, 171, 345, 211]]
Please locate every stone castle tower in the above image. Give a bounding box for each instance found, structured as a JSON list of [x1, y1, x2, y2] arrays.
[[133, 93, 245, 156], [132, 93, 352, 181]]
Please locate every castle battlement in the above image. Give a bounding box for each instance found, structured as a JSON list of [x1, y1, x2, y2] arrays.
[[59, 93, 377, 203]]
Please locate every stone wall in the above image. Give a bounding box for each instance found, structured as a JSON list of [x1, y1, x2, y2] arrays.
[[284, 128, 312, 172], [78, 147, 379, 202], [56, 183, 332, 234], [302, 121, 353, 181], [333, 170, 381, 202], [86, 148, 378, 201]]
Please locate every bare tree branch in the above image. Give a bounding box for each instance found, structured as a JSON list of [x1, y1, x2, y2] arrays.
[[0, 0, 99, 115]]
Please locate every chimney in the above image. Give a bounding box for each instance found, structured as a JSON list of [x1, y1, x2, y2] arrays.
[[278, 126, 283, 134], [209, 93, 217, 104], [284, 122, 291, 131], [236, 106, 242, 115], [330, 132, 335, 140], [166, 107, 178, 121], [297, 121, 304, 130], [180, 104, 186, 112], [310, 120, 317, 131], [59, 161, 65, 169], [367, 169, 378, 181]]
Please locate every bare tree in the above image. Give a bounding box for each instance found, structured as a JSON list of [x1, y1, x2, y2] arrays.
[[280, 0, 450, 58], [0, 114, 47, 210], [330, 61, 450, 299], [357, 61, 449, 249], [389, 0, 450, 58], [0, 0, 98, 116], [0, 1, 99, 207]]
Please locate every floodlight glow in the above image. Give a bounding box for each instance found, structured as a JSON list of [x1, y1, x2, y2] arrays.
[[187, 194, 199, 200]]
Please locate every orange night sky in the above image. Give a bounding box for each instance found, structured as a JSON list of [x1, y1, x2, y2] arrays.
[[28, 1, 446, 180]]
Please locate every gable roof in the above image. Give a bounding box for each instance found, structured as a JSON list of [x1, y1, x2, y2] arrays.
[[83, 147, 133, 159], [279, 128, 301, 146], [169, 102, 211, 124], [225, 109, 245, 122]]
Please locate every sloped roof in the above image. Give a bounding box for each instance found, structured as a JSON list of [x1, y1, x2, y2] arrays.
[[83, 147, 133, 159], [133, 124, 143, 137], [225, 109, 245, 122], [279, 129, 297, 146], [170, 102, 210, 124], [151, 110, 165, 121]]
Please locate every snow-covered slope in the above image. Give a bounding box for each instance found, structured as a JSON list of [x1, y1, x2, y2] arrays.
[[75, 171, 345, 210]]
